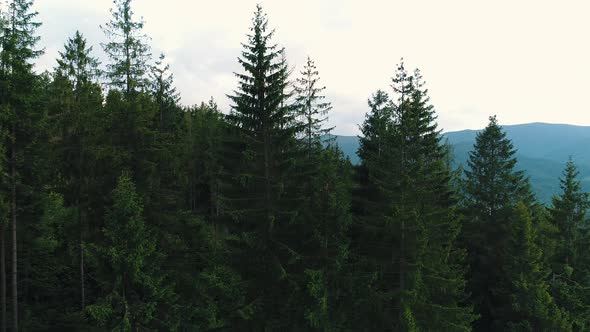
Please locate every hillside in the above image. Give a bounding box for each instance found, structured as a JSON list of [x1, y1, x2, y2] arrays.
[[333, 123, 590, 203]]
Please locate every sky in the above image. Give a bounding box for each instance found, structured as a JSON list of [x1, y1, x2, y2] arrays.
[[18, 0, 590, 135]]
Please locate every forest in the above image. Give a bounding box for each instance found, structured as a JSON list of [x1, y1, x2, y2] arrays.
[[0, 0, 589, 331]]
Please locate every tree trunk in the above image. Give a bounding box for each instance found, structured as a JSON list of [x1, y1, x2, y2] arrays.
[[1, 222, 6, 332], [11, 126, 17, 332], [77, 132, 85, 311], [80, 218, 85, 311]]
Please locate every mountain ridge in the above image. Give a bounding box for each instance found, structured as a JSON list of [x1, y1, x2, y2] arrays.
[[332, 122, 590, 203]]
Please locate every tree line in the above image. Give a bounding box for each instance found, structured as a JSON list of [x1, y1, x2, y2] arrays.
[[0, 1, 589, 331]]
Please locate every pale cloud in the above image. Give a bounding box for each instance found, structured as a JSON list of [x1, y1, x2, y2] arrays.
[[27, 0, 590, 135]]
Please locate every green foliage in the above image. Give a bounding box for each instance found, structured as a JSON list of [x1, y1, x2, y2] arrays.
[[293, 56, 334, 150], [149, 53, 180, 131], [547, 159, 590, 329], [0, 2, 587, 331], [462, 116, 528, 329], [88, 173, 176, 330], [502, 203, 570, 331], [223, 5, 309, 329], [462, 115, 533, 217], [351, 60, 476, 331], [101, 0, 151, 96]]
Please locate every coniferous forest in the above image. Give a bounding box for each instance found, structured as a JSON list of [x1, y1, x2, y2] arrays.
[[0, 0, 589, 331]]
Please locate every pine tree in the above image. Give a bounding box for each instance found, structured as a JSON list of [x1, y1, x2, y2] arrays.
[[461, 116, 539, 330], [87, 173, 175, 330], [101, 0, 151, 96], [547, 159, 590, 329], [97, 1, 157, 210], [302, 146, 352, 331], [0, 1, 43, 329], [223, 5, 307, 329], [346, 89, 394, 330], [358, 89, 392, 163], [149, 53, 180, 131], [502, 203, 569, 331], [351, 61, 475, 331], [462, 116, 531, 218], [293, 56, 334, 152], [167, 100, 246, 330], [56, 31, 100, 88], [391, 63, 475, 331], [291, 55, 354, 330], [28, 191, 79, 329], [50, 30, 103, 312]]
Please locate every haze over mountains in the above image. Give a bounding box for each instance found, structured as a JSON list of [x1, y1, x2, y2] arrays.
[[334, 122, 590, 203]]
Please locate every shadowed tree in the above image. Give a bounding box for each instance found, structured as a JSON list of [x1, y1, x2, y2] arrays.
[[50, 30, 102, 312], [350, 61, 476, 331], [87, 173, 175, 330], [223, 5, 312, 330], [461, 116, 560, 330], [0, 1, 43, 329], [149, 53, 180, 131]]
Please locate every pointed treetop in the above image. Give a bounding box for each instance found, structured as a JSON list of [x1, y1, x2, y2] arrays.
[[391, 58, 414, 101], [149, 52, 180, 105], [56, 30, 100, 87], [293, 55, 334, 149], [228, 3, 292, 133], [549, 157, 589, 232], [101, 0, 151, 96], [1, 0, 44, 73]]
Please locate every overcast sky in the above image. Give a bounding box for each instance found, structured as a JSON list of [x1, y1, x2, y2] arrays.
[[24, 0, 590, 135]]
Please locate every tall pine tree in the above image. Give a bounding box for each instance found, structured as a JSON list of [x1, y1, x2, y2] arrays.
[[351, 61, 475, 331], [292, 56, 352, 331], [149, 53, 180, 131], [293, 56, 334, 152], [547, 159, 590, 329], [461, 116, 559, 330], [223, 5, 307, 330], [49, 30, 103, 312], [101, 0, 150, 97], [0, 1, 43, 329], [87, 173, 175, 330], [502, 203, 568, 331]]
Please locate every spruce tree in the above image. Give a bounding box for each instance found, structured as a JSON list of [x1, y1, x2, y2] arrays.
[[224, 5, 306, 329], [50, 30, 102, 312], [351, 61, 475, 331], [391, 63, 475, 331], [149, 53, 180, 131], [346, 89, 394, 330], [55, 31, 100, 88], [291, 55, 353, 330], [0, 1, 43, 329], [502, 203, 569, 331], [547, 159, 590, 329], [462, 116, 541, 330], [101, 0, 151, 96], [98, 0, 158, 207], [462, 116, 531, 217], [87, 173, 175, 330], [293, 56, 334, 152]]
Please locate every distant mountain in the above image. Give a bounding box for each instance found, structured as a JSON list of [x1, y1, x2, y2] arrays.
[[332, 123, 590, 203]]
